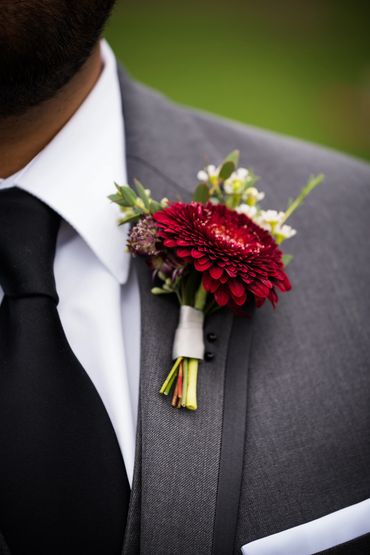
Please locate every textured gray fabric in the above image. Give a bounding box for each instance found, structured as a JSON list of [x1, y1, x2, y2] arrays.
[[118, 66, 370, 554], [130, 254, 233, 554], [122, 396, 142, 555], [0, 532, 11, 555], [119, 68, 238, 553], [212, 310, 254, 555]]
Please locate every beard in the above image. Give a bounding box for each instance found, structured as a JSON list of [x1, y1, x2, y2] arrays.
[[0, 0, 116, 117]]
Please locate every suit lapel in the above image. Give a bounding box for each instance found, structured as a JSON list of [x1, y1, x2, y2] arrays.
[[136, 253, 234, 554], [212, 308, 254, 555], [118, 67, 254, 553]]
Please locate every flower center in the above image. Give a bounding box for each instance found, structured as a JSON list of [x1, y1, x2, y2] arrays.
[[209, 223, 249, 248]]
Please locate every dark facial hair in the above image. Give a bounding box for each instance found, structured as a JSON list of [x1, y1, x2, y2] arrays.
[[0, 0, 116, 117]]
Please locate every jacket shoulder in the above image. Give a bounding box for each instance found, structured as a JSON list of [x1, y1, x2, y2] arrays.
[[189, 107, 370, 184]]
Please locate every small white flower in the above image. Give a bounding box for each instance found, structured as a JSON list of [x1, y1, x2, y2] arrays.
[[274, 224, 297, 242], [223, 181, 234, 194], [259, 210, 285, 225], [206, 164, 218, 176], [255, 219, 272, 232], [235, 168, 249, 180], [224, 168, 249, 194], [197, 164, 220, 185], [236, 204, 257, 218], [197, 170, 209, 182], [243, 186, 265, 205], [209, 197, 220, 205]]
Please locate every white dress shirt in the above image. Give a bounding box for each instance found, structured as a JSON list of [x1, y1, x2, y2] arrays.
[[0, 40, 140, 486]]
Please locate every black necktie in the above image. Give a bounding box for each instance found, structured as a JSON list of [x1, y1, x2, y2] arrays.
[[0, 188, 130, 554]]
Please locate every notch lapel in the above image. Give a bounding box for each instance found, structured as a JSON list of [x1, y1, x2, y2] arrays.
[[118, 67, 254, 553], [212, 309, 254, 555], [140, 259, 235, 554]]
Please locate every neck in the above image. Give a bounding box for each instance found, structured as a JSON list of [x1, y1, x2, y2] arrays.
[[0, 43, 103, 178]]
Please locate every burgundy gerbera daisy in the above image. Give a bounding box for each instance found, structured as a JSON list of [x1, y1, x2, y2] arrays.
[[153, 202, 291, 309]]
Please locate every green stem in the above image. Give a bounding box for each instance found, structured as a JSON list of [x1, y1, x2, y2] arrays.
[[175, 287, 182, 305], [160, 356, 183, 394], [186, 358, 199, 410], [281, 174, 324, 225], [194, 282, 208, 311], [164, 367, 178, 396], [181, 358, 189, 407]]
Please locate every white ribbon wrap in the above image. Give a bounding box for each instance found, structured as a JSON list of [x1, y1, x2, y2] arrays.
[[172, 305, 205, 360]]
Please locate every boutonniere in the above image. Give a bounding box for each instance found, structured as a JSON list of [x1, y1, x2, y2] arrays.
[[109, 151, 323, 410]]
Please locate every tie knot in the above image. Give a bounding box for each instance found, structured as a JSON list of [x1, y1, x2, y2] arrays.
[[0, 187, 61, 301]]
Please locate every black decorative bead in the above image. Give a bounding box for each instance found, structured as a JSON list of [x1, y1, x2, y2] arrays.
[[204, 351, 215, 361], [207, 332, 217, 343]]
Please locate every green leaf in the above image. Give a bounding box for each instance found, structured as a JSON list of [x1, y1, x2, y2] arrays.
[[218, 160, 235, 181], [118, 216, 139, 225], [119, 185, 137, 206], [108, 193, 123, 203], [151, 287, 172, 295], [149, 199, 163, 213], [282, 174, 324, 224], [162, 284, 174, 292], [224, 149, 240, 166], [282, 254, 294, 267], [193, 184, 209, 203], [134, 179, 150, 209], [108, 194, 135, 208]]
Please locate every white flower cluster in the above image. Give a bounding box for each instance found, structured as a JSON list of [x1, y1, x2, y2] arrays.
[[196, 160, 297, 245], [236, 204, 258, 218], [232, 191, 297, 245], [255, 210, 296, 243]]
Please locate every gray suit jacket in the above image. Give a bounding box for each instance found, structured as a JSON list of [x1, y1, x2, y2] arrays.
[[1, 67, 369, 555], [118, 68, 370, 555]]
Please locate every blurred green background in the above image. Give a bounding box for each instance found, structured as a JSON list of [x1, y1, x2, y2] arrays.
[[105, 0, 370, 161]]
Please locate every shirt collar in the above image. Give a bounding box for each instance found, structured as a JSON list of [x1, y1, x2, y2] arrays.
[[1, 40, 130, 285]]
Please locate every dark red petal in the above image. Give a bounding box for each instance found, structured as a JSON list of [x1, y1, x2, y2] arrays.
[[177, 247, 192, 258], [231, 289, 247, 306], [268, 288, 279, 307], [202, 272, 219, 293], [261, 278, 272, 288], [194, 258, 212, 271], [163, 239, 177, 248], [228, 279, 245, 298], [191, 249, 204, 259], [249, 281, 270, 298], [277, 273, 292, 292], [225, 267, 237, 278], [255, 296, 266, 308], [209, 266, 223, 280], [214, 287, 230, 306]]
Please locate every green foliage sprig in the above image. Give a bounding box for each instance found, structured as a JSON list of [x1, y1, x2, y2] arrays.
[[108, 179, 166, 224]]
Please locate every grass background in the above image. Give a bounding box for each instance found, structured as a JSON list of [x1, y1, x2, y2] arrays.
[[105, 0, 370, 161]]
